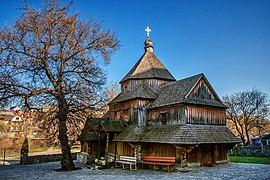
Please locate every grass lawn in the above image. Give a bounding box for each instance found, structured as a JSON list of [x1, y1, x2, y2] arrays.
[[30, 147, 49, 153], [228, 156, 270, 164]]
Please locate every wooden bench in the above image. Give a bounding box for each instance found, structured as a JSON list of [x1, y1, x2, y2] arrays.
[[115, 156, 137, 170], [139, 156, 176, 172]]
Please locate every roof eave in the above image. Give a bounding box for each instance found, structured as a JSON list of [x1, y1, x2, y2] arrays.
[[120, 76, 176, 83], [147, 101, 226, 110]]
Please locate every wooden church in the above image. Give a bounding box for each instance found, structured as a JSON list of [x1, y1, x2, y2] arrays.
[[78, 28, 240, 168]]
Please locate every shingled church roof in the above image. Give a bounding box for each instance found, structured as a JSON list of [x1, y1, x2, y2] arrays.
[[77, 118, 125, 141], [113, 124, 240, 144], [109, 83, 157, 104], [110, 37, 226, 109], [147, 73, 227, 109], [120, 38, 176, 83]]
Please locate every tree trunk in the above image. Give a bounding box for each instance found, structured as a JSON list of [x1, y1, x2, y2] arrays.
[[244, 118, 250, 146], [240, 135, 245, 146], [245, 129, 250, 145], [58, 116, 75, 170]]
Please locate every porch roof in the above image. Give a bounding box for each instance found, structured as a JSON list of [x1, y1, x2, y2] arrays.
[[113, 124, 240, 144], [77, 118, 125, 142]]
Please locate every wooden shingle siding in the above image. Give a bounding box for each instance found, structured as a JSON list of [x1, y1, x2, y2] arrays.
[[110, 83, 157, 104], [120, 51, 176, 83], [113, 124, 240, 144], [148, 74, 227, 109]]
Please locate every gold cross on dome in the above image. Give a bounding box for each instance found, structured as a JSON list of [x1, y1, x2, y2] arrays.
[[145, 26, 151, 38]]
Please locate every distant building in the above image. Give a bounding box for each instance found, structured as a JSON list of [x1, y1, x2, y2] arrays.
[[0, 110, 24, 137], [0, 109, 48, 149], [252, 134, 270, 146]]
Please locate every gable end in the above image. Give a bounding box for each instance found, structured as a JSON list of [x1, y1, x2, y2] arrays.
[[189, 79, 215, 100], [186, 74, 222, 103]]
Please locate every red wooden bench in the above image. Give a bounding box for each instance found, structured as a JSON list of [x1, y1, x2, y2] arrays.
[[139, 156, 176, 172]]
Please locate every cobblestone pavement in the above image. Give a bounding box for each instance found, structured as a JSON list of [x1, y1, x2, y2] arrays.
[[0, 161, 269, 180]]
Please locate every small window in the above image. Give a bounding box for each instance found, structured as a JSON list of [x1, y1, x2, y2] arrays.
[[161, 112, 167, 125], [125, 85, 129, 93], [116, 111, 120, 120], [123, 109, 129, 122]]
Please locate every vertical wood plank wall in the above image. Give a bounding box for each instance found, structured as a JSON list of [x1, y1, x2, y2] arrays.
[[187, 144, 228, 165], [116, 142, 135, 156], [109, 99, 149, 125], [189, 79, 216, 100], [186, 106, 226, 125], [121, 79, 173, 93], [148, 105, 186, 125], [141, 143, 176, 157], [148, 105, 226, 125]]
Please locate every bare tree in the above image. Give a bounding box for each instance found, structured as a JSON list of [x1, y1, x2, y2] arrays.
[[33, 82, 120, 150], [223, 89, 269, 146], [0, 0, 119, 170], [34, 106, 95, 147], [104, 81, 121, 102], [99, 81, 120, 116], [251, 117, 270, 141]]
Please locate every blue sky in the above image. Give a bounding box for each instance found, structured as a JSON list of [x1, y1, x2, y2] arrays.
[[1, 0, 270, 98]]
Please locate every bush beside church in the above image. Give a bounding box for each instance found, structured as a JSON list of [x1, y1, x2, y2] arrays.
[[229, 146, 270, 157]]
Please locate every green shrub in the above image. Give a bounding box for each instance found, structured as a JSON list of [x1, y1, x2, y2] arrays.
[[228, 145, 270, 157], [21, 137, 29, 157]]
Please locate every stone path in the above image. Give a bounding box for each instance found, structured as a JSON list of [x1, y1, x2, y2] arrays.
[[0, 161, 269, 180]]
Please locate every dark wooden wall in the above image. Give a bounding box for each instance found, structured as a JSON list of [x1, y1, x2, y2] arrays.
[[110, 74, 226, 126], [147, 104, 186, 125], [121, 79, 172, 93], [148, 104, 225, 125], [186, 144, 228, 166], [189, 79, 215, 100], [81, 140, 106, 158], [109, 99, 149, 126], [108, 142, 115, 154], [186, 106, 226, 125], [116, 142, 135, 156], [186, 146, 200, 163], [141, 143, 176, 157], [81, 141, 88, 153], [215, 144, 228, 161]]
